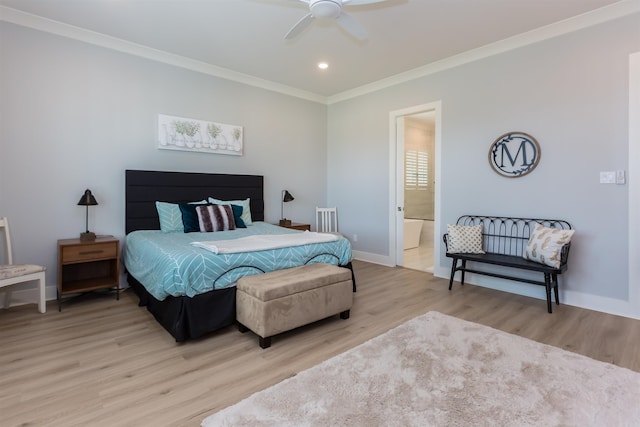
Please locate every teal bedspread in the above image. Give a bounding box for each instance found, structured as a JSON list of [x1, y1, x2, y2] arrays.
[[123, 222, 352, 301]]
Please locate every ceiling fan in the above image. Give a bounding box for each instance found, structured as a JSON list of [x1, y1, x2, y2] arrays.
[[283, 0, 387, 41]]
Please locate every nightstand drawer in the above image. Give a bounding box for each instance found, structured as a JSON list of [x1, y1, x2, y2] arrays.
[[62, 242, 117, 263]]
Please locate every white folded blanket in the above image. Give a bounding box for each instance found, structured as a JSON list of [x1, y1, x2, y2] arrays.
[[191, 231, 340, 254]]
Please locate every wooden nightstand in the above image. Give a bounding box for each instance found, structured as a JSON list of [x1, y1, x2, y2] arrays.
[[57, 236, 120, 311], [278, 222, 311, 231]]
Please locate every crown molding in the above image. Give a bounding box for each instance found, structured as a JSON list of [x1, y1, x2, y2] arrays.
[[0, 5, 328, 104], [2, 1, 638, 106], [327, 0, 640, 104]]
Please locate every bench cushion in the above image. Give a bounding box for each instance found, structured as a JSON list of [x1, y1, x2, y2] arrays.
[[237, 263, 351, 302], [0, 264, 46, 280]]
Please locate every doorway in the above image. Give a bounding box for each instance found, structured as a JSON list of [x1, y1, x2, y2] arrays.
[[402, 113, 435, 272], [389, 102, 442, 272]]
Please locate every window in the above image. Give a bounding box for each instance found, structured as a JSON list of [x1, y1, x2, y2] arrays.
[[405, 150, 429, 190]]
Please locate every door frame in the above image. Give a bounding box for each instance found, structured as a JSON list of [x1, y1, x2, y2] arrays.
[[389, 101, 442, 268], [628, 52, 639, 319]]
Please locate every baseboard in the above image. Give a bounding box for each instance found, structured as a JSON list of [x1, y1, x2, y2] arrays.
[[442, 271, 640, 320], [0, 285, 56, 309], [1, 275, 129, 309], [351, 250, 394, 267]]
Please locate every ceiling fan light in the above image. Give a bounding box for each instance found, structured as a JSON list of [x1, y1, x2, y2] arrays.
[[310, 0, 341, 19]]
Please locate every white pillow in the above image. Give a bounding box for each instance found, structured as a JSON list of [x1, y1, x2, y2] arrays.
[[523, 224, 575, 268], [446, 224, 485, 254], [208, 197, 252, 225]]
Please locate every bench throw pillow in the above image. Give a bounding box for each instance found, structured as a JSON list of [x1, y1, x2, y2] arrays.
[[523, 224, 575, 268], [447, 224, 485, 254]]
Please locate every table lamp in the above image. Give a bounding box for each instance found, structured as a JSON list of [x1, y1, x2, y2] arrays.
[[279, 190, 294, 226], [78, 189, 98, 241]]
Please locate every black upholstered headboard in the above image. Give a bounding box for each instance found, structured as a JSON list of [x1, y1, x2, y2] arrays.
[[125, 170, 264, 234]]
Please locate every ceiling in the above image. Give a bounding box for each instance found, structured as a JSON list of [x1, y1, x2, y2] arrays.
[[1, 0, 635, 101]]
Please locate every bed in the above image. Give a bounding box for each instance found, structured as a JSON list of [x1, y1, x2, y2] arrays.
[[124, 169, 354, 342]]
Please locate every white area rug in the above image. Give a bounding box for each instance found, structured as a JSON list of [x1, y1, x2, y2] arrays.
[[202, 311, 640, 426]]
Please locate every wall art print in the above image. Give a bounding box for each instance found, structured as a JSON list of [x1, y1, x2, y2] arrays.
[[158, 114, 243, 156], [488, 131, 540, 178]]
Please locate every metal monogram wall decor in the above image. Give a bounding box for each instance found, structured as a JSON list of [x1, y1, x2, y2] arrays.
[[488, 132, 540, 178]]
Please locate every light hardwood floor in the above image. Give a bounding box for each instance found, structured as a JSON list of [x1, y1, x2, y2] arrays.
[[1, 260, 639, 427]]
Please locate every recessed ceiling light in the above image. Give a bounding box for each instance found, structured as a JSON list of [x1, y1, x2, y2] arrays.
[[318, 62, 329, 70]]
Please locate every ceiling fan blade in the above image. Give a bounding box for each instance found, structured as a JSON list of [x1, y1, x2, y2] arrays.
[[343, 0, 386, 6], [284, 13, 315, 39], [335, 11, 368, 40]]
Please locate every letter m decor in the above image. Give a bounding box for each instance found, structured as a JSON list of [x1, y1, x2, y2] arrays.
[[488, 132, 541, 178]]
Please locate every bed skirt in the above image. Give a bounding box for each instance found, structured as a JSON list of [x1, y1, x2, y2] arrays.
[[127, 273, 237, 342]]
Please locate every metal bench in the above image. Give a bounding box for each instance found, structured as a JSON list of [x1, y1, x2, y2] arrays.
[[443, 215, 573, 313]]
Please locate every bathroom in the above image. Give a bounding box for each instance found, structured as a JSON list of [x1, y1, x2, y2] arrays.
[[403, 114, 435, 272]]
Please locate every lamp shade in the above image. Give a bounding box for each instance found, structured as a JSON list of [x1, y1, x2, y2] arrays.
[[282, 190, 294, 203], [77, 189, 98, 206]]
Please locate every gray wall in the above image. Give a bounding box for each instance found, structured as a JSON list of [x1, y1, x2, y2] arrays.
[[2, 12, 639, 318], [0, 22, 327, 297], [327, 14, 639, 312]]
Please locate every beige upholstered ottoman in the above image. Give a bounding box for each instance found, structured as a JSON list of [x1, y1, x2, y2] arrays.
[[236, 263, 353, 348]]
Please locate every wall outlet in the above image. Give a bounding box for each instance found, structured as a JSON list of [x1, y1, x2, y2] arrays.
[[616, 170, 626, 185], [352, 234, 358, 242]]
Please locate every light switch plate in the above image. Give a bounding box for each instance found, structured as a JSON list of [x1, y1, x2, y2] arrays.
[[600, 171, 615, 184], [616, 170, 626, 184]]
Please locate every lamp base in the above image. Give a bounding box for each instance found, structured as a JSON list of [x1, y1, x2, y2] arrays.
[[80, 231, 96, 241], [279, 219, 292, 226]]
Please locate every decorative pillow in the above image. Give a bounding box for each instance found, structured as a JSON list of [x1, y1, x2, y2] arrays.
[[156, 200, 207, 232], [209, 197, 252, 225], [231, 204, 246, 228], [178, 203, 208, 233], [523, 224, 575, 268], [446, 224, 485, 254], [195, 204, 236, 232]]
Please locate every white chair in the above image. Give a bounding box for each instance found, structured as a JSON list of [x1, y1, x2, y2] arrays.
[[316, 207, 339, 233], [0, 217, 46, 313]]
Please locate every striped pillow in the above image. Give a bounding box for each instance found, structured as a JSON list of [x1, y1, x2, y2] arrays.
[[195, 204, 236, 232]]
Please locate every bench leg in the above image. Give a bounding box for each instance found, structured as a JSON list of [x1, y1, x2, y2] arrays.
[[259, 336, 271, 349], [339, 309, 350, 319], [552, 273, 560, 305], [460, 260, 467, 286], [544, 273, 553, 313], [448, 258, 458, 290]]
